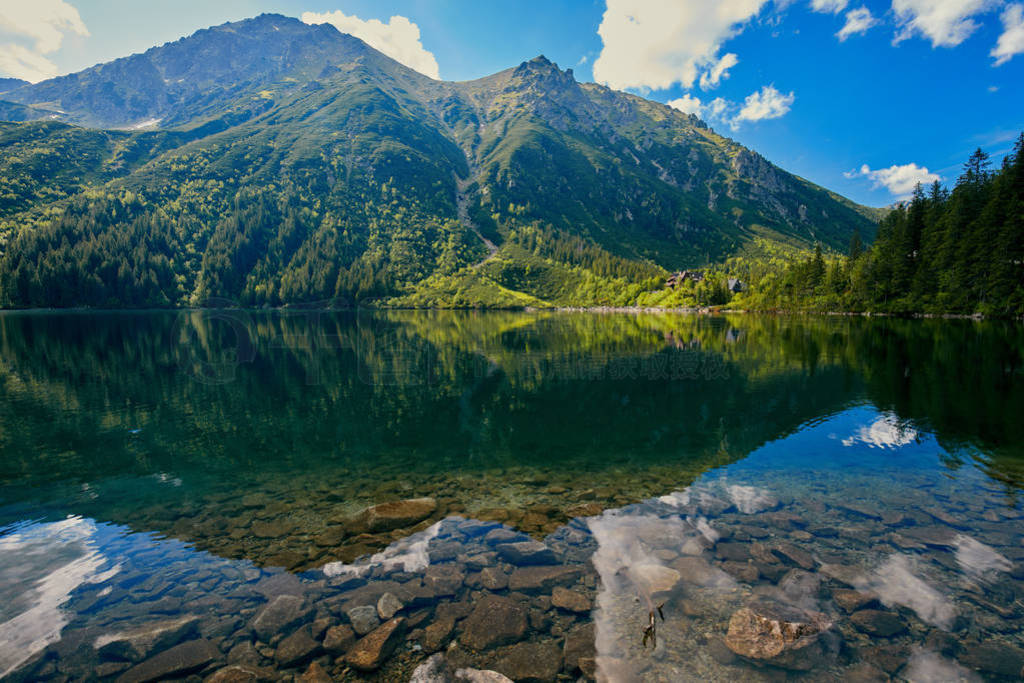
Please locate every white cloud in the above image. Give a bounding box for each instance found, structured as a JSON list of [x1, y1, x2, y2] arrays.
[[837, 7, 880, 40], [992, 3, 1024, 65], [301, 10, 440, 79], [0, 0, 88, 82], [892, 0, 998, 47], [699, 52, 739, 89], [811, 0, 849, 13], [735, 84, 795, 124], [846, 162, 941, 198], [667, 93, 704, 116], [593, 0, 767, 91], [672, 87, 793, 130]]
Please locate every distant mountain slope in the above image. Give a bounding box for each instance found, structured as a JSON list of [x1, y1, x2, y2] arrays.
[[0, 14, 880, 309]]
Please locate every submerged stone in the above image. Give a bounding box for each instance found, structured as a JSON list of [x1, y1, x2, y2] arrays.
[[115, 639, 220, 683], [94, 616, 199, 662], [850, 609, 907, 638], [343, 617, 405, 671], [459, 594, 528, 650], [490, 640, 562, 682], [250, 595, 313, 643], [351, 498, 438, 533], [495, 540, 557, 565], [724, 600, 834, 671]]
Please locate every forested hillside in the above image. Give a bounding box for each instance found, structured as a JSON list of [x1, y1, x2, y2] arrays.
[[0, 14, 878, 310], [728, 137, 1024, 317]]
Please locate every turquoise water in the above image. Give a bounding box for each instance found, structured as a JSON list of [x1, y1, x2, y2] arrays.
[[0, 311, 1022, 681]]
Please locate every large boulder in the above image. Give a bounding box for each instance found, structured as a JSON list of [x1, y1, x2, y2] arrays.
[[350, 498, 437, 533], [724, 600, 835, 671]]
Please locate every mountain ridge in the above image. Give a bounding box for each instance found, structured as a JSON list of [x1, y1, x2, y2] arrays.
[[0, 14, 880, 309]]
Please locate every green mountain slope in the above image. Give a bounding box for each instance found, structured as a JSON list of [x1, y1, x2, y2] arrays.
[[0, 14, 880, 309]]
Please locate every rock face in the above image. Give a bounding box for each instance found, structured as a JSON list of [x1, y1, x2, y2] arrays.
[[460, 595, 528, 650], [250, 595, 313, 642], [351, 498, 437, 533], [724, 601, 833, 671], [115, 639, 220, 683], [344, 618, 405, 671]]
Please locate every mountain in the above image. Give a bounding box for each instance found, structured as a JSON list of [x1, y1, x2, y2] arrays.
[[0, 78, 29, 94], [0, 14, 880, 309]]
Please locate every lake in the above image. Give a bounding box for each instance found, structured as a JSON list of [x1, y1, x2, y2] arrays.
[[0, 310, 1022, 681]]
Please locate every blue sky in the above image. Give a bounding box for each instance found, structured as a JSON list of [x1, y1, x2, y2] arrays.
[[1, 0, 1022, 207]]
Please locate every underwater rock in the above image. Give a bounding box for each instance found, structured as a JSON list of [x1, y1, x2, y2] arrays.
[[771, 543, 816, 570], [562, 622, 596, 674], [479, 566, 509, 591], [957, 641, 1024, 678], [409, 653, 514, 682], [205, 664, 277, 682], [322, 624, 355, 654], [250, 596, 313, 642], [495, 541, 557, 565], [832, 589, 879, 613], [724, 600, 834, 671], [273, 629, 319, 667], [631, 563, 681, 597], [351, 498, 438, 533], [377, 592, 404, 620], [343, 617, 405, 671], [94, 616, 200, 662], [508, 565, 581, 592], [115, 639, 220, 683], [489, 640, 562, 682], [423, 565, 466, 597], [423, 616, 455, 652], [460, 594, 528, 650], [346, 605, 380, 636], [551, 586, 591, 613], [849, 609, 907, 637]]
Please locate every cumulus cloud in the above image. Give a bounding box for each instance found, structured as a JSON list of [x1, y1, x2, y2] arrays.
[[837, 7, 880, 40], [667, 93, 704, 116], [735, 84, 795, 124], [811, 0, 849, 13], [699, 52, 739, 90], [671, 87, 792, 130], [846, 162, 941, 198], [301, 10, 440, 79], [593, 0, 767, 91], [992, 3, 1024, 65], [0, 0, 88, 82], [892, 0, 999, 47]]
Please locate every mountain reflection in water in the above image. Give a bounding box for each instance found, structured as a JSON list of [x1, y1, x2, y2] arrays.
[[0, 311, 1021, 681]]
